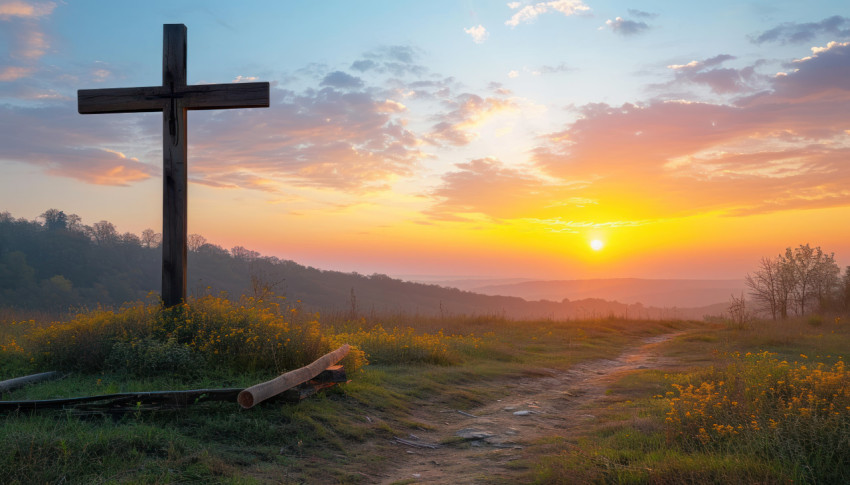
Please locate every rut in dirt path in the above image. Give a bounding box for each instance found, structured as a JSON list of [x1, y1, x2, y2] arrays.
[[374, 332, 684, 485]]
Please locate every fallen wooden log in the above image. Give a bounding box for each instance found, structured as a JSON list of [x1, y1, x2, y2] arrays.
[[0, 388, 242, 412], [0, 371, 61, 394], [238, 344, 350, 409]]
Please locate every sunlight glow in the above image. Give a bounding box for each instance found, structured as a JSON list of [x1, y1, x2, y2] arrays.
[[590, 239, 604, 251]]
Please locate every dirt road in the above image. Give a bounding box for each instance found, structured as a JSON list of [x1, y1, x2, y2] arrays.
[[375, 332, 682, 484]]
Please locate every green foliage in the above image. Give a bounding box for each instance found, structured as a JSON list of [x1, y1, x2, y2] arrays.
[[106, 337, 203, 377], [0, 413, 255, 484]]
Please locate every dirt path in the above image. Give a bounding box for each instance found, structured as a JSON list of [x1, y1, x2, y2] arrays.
[[374, 332, 683, 484]]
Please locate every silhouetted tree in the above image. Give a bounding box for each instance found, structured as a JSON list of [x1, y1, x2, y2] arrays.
[[231, 245, 260, 261], [140, 228, 162, 248], [90, 220, 118, 245], [40, 209, 67, 231], [66, 213, 85, 232], [747, 244, 841, 319], [121, 232, 141, 246], [187, 233, 207, 251], [746, 257, 783, 320]]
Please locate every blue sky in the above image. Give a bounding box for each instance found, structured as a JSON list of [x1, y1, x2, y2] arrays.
[[1, 1, 849, 280]]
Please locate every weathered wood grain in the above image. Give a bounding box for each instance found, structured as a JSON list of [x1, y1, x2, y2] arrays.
[[238, 344, 351, 409], [76, 24, 269, 307], [0, 388, 242, 412], [0, 371, 60, 394]]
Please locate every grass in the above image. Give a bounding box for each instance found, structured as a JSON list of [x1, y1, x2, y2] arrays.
[[4, 297, 848, 483], [530, 315, 850, 484], [0, 297, 695, 483]]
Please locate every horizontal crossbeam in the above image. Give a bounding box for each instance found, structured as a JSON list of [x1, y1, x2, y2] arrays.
[[78, 82, 270, 114]]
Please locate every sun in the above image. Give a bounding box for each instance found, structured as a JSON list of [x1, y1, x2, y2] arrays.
[[590, 239, 604, 251]]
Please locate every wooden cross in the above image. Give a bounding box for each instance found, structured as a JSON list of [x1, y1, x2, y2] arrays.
[[78, 24, 269, 307]]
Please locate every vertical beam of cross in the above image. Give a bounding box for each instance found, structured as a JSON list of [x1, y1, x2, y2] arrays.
[[78, 24, 269, 307], [162, 24, 189, 309]]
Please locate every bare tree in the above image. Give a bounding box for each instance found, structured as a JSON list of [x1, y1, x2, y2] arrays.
[[120, 232, 141, 245], [90, 220, 118, 245], [249, 263, 284, 301], [187, 233, 207, 252], [727, 292, 752, 327], [775, 249, 797, 318], [789, 245, 817, 316], [66, 213, 85, 232], [140, 228, 162, 248], [812, 251, 840, 310], [842, 266, 850, 312], [748, 244, 841, 319], [231, 245, 260, 261], [746, 257, 781, 320]]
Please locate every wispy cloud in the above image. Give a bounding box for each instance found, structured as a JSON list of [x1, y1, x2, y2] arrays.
[[505, 0, 589, 28], [752, 15, 850, 44], [506, 63, 574, 79], [0, 103, 157, 185], [627, 9, 657, 20], [0, 65, 34, 81], [427, 93, 518, 146], [0, 0, 57, 91], [464, 24, 489, 44], [661, 54, 764, 94], [185, 84, 426, 193], [348, 45, 426, 77], [427, 157, 585, 221], [604, 17, 650, 36], [539, 62, 574, 74], [527, 217, 652, 234], [320, 71, 364, 89], [530, 41, 850, 219], [398, 40, 843, 224], [2, 59, 430, 193], [0, 1, 55, 20]]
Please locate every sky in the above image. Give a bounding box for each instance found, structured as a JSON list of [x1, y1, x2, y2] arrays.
[[1, 0, 849, 281]]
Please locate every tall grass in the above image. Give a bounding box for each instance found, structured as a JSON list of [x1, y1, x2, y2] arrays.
[[7, 295, 505, 379], [16, 295, 368, 377], [532, 315, 850, 484]]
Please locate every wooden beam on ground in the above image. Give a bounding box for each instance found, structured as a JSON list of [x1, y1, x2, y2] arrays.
[[0, 388, 242, 412], [0, 371, 60, 394], [238, 344, 350, 409]]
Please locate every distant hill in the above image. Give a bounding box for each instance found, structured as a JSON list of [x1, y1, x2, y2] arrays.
[[0, 211, 731, 321], [452, 278, 746, 309]]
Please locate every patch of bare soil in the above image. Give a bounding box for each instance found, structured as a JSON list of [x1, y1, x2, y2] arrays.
[[372, 332, 685, 484]]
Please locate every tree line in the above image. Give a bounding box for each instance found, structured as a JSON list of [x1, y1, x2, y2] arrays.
[[0, 209, 306, 311], [1, 209, 724, 319], [746, 244, 850, 320]]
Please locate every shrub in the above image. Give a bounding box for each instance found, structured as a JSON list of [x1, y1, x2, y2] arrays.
[[22, 296, 366, 375], [24, 304, 156, 372], [665, 351, 850, 483], [105, 337, 203, 377]]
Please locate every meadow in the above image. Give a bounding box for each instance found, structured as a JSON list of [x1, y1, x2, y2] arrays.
[[0, 295, 848, 483]]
